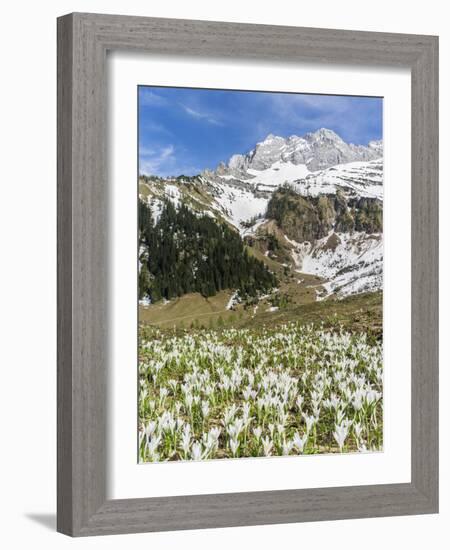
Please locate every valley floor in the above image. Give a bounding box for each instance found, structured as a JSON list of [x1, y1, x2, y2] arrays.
[[140, 286, 382, 340]]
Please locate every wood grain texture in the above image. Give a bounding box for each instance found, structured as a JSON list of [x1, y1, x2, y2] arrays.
[[410, 36, 439, 506], [57, 13, 74, 535], [57, 12, 439, 537]]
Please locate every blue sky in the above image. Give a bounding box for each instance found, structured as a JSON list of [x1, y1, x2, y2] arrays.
[[138, 86, 382, 177]]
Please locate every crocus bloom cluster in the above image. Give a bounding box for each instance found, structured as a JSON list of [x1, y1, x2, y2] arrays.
[[139, 322, 383, 462]]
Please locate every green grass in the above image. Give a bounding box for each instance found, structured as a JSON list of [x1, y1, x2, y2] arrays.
[[139, 291, 241, 328], [239, 292, 383, 341], [140, 288, 382, 341]]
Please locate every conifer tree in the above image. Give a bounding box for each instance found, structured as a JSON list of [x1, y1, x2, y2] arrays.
[[138, 199, 277, 303]]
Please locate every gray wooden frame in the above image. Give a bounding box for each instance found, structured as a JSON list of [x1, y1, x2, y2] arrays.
[[57, 12, 439, 537]]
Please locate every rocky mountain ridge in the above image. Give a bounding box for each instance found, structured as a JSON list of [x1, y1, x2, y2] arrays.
[[210, 128, 382, 177]]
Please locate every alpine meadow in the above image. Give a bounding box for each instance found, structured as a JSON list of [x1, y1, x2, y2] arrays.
[[138, 87, 383, 463]]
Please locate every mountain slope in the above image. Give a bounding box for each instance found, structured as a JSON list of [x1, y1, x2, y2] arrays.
[[139, 128, 383, 303], [140, 157, 383, 233]]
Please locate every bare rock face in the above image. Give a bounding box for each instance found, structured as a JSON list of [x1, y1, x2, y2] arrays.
[[216, 128, 383, 177], [246, 134, 288, 170]]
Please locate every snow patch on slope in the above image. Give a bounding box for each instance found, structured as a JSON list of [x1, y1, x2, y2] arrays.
[[293, 159, 383, 199], [164, 184, 181, 207], [241, 217, 268, 237], [207, 182, 268, 232], [288, 231, 383, 298], [146, 197, 164, 224], [246, 161, 310, 189]]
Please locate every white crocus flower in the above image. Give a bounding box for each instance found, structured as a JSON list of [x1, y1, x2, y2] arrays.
[[229, 438, 239, 456], [223, 404, 238, 425], [209, 426, 221, 441], [262, 436, 273, 457], [365, 389, 381, 405], [144, 421, 157, 439], [302, 413, 316, 435], [146, 434, 161, 460], [159, 387, 168, 400], [335, 406, 346, 425], [242, 402, 251, 422], [282, 440, 294, 455], [352, 390, 364, 411], [201, 401, 210, 418], [185, 394, 193, 411], [253, 427, 262, 440], [333, 423, 350, 451], [176, 417, 185, 431], [227, 418, 244, 439], [329, 393, 341, 410], [354, 421, 363, 440], [293, 432, 308, 453], [190, 441, 203, 461], [312, 402, 321, 418], [181, 425, 191, 455]]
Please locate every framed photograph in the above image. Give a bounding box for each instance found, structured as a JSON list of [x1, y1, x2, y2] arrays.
[[57, 13, 438, 536]]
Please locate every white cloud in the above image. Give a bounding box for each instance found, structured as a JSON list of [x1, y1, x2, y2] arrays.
[[181, 104, 223, 125], [139, 144, 175, 175], [141, 120, 172, 135], [139, 89, 168, 107], [159, 145, 174, 159]]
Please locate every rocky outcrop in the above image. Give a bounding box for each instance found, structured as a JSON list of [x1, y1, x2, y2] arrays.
[[267, 187, 382, 243]]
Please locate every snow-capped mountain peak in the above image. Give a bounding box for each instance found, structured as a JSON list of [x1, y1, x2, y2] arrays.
[[214, 128, 382, 177], [304, 127, 343, 143]]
